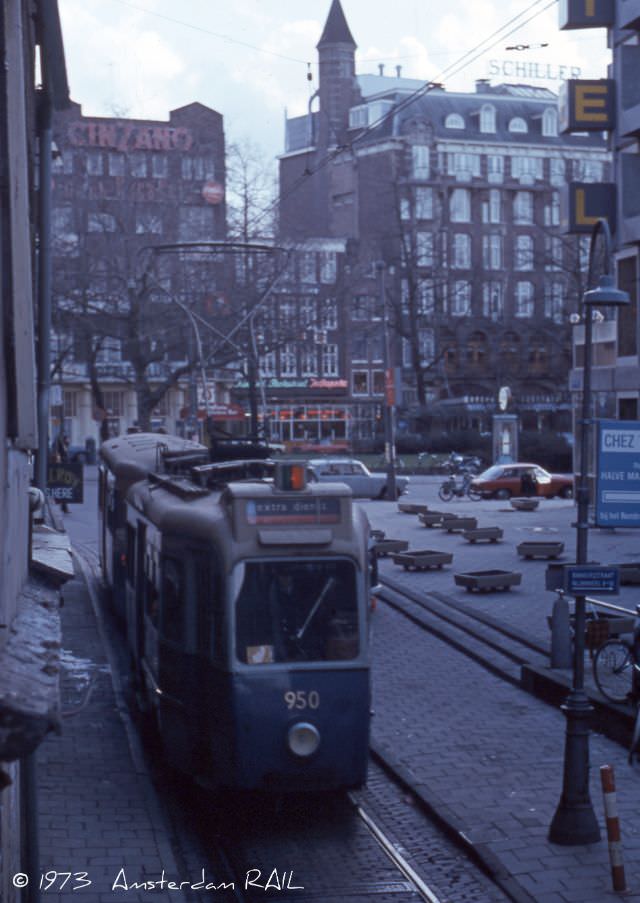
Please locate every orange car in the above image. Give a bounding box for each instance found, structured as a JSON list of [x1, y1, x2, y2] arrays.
[[469, 463, 574, 500]]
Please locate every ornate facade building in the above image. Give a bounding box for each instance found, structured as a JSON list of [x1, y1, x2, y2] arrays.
[[277, 0, 612, 441]]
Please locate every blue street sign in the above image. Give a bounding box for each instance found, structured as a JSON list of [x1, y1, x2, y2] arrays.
[[595, 419, 640, 527], [564, 565, 619, 595]]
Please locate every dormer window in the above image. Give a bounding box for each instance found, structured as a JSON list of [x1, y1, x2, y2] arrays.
[[445, 113, 465, 129], [480, 104, 496, 133], [542, 108, 558, 137], [508, 117, 528, 134]]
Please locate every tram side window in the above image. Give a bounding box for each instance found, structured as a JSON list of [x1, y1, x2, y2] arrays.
[[125, 524, 135, 584], [194, 552, 223, 662], [144, 553, 159, 627], [161, 557, 184, 644]]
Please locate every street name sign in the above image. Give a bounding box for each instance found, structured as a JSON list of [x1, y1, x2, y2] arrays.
[[595, 419, 640, 527], [564, 565, 619, 595]]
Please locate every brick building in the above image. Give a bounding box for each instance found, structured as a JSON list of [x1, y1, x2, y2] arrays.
[[51, 101, 228, 441], [277, 0, 612, 441]]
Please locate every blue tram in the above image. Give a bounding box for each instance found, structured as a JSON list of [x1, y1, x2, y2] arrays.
[[100, 440, 373, 792]]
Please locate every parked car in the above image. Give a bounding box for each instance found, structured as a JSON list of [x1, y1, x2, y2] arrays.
[[306, 458, 409, 499], [469, 463, 574, 500]]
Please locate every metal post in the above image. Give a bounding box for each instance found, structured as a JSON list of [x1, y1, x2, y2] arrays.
[[549, 221, 616, 845], [376, 261, 397, 500]]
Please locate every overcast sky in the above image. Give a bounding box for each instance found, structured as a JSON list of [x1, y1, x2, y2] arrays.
[[58, 0, 610, 161]]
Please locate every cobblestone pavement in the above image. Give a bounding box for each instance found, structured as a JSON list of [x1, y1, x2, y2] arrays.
[[364, 480, 640, 901]]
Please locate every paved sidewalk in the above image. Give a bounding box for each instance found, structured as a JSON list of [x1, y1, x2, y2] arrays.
[[371, 599, 640, 902], [36, 567, 189, 903]]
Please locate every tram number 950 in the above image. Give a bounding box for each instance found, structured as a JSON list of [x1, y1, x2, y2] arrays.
[[284, 690, 320, 710]]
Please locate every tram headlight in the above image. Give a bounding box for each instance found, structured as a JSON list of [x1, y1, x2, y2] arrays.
[[287, 722, 320, 757]]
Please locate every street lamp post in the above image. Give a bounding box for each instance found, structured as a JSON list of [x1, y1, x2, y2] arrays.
[[548, 218, 629, 846], [376, 261, 397, 500]]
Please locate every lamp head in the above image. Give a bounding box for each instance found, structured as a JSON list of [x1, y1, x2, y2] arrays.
[[583, 274, 630, 307]]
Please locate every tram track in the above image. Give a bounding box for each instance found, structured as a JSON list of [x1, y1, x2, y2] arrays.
[[71, 540, 511, 903]]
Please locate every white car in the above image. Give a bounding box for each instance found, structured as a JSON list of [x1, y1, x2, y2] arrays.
[[306, 458, 409, 499]]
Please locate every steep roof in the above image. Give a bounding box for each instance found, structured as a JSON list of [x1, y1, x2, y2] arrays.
[[317, 0, 356, 47]]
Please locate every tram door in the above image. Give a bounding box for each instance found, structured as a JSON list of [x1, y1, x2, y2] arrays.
[[142, 539, 160, 684]]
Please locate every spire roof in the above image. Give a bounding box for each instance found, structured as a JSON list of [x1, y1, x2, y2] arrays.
[[317, 0, 356, 47]]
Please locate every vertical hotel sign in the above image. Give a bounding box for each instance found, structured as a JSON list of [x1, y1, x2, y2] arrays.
[[558, 1, 615, 234]]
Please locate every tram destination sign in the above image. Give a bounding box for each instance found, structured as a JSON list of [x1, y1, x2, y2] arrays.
[[564, 565, 619, 595], [246, 497, 341, 525], [595, 419, 640, 527]]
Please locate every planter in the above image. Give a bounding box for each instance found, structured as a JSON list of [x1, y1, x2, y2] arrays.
[[391, 549, 453, 571], [441, 516, 478, 533], [510, 497, 540, 511], [397, 502, 429, 515], [463, 526, 503, 543], [419, 512, 447, 528], [517, 540, 565, 560], [372, 539, 409, 558], [454, 569, 522, 592]]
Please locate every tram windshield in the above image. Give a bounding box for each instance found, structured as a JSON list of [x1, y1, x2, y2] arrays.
[[234, 559, 359, 664]]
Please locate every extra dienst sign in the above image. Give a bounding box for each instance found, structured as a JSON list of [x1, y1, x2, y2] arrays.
[[595, 419, 640, 527]]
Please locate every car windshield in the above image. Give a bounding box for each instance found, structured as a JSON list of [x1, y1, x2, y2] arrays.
[[234, 559, 359, 665]]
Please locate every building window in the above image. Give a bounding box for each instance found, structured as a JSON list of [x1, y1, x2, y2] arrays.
[[445, 113, 465, 129], [544, 281, 565, 323], [63, 391, 78, 417], [135, 212, 163, 234], [452, 233, 471, 269], [412, 145, 430, 179], [515, 281, 534, 317], [550, 158, 565, 186], [86, 150, 103, 175], [542, 108, 558, 137], [279, 301, 296, 328], [351, 335, 368, 361], [450, 188, 471, 222], [178, 207, 213, 240], [417, 279, 435, 314], [400, 197, 411, 221], [371, 371, 385, 395], [280, 343, 297, 377], [483, 282, 503, 320], [482, 234, 503, 270], [300, 252, 316, 284], [508, 117, 528, 133], [319, 251, 337, 283], [415, 187, 433, 219], [515, 235, 534, 270], [151, 155, 168, 178], [451, 281, 471, 316], [301, 346, 317, 376], [544, 192, 560, 227], [545, 236, 564, 271], [418, 328, 435, 364], [181, 156, 215, 180], [370, 335, 383, 361], [353, 371, 369, 395], [259, 351, 276, 377], [512, 156, 543, 182], [352, 296, 370, 321], [572, 158, 604, 182], [480, 104, 496, 133], [416, 232, 434, 266], [103, 390, 125, 414], [322, 298, 338, 330], [487, 155, 504, 183], [108, 153, 125, 176], [129, 153, 147, 177], [448, 152, 481, 179], [513, 191, 533, 225], [88, 212, 117, 232], [322, 344, 339, 377]]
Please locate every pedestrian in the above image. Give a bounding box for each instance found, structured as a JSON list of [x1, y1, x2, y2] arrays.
[[54, 433, 70, 513], [521, 469, 537, 498]]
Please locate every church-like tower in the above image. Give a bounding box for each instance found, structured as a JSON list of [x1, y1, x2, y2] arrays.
[[317, 0, 360, 148]]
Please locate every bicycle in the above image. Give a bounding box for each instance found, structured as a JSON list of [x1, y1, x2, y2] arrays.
[[592, 606, 640, 763]]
